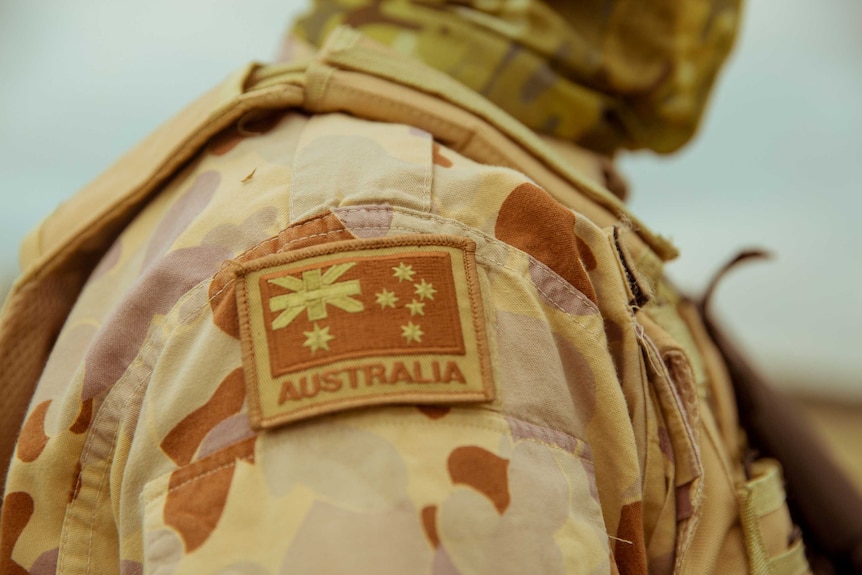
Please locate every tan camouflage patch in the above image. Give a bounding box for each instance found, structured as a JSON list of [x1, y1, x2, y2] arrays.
[[235, 235, 494, 429], [0, 492, 32, 575]]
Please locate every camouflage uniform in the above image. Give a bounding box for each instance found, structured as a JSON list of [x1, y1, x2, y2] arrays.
[[0, 3, 810, 574]]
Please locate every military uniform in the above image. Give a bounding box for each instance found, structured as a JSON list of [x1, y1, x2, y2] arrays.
[[0, 3, 810, 574]]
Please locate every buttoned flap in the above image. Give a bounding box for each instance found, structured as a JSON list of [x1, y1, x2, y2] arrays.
[[140, 406, 610, 575], [635, 312, 706, 572]]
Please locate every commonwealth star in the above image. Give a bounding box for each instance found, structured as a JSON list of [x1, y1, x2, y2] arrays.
[[303, 323, 335, 353]]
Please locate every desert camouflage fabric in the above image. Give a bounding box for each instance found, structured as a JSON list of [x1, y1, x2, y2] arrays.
[[0, 28, 808, 575], [293, 0, 742, 154]]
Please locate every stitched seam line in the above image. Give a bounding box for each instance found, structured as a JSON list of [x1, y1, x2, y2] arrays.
[[60, 278, 232, 572], [60, 338, 153, 573]]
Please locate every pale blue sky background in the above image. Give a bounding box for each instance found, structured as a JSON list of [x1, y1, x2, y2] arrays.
[[1, 0, 860, 397]]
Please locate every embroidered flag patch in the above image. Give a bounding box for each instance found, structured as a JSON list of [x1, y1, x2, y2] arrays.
[[235, 235, 494, 429]]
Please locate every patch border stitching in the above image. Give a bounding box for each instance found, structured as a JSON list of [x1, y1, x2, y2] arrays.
[[234, 234, 495, 429]]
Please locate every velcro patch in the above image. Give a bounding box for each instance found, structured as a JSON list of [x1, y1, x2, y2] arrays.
[[235, 235, 494, 429]]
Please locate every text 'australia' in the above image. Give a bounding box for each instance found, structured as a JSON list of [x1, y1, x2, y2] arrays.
[[278, 360, 467, 404]]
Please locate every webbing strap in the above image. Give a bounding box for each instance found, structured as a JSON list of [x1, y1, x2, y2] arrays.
[[769, 540, 810, 575], [738, 459, 810, 575]]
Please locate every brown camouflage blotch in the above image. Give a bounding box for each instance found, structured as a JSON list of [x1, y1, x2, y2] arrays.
[[209, 278, 242, 340], [164, 437, 255, 553], [614, 501, 648, 575], [421, 505, 440, 548], [16, 400, 50, 463], [209, 130, 244, 156], [447, 446, 511, 514], [69, 398, 93, 434], [196, 414, 255, 461], [610, 552, 622, 575], [210, 211, 355, 338], [0, 492, 34, 575], [495, 182, 597, 303], [417, 405, 450, 420], [432, 143, 453, 168], [160, 368, 246, 466]]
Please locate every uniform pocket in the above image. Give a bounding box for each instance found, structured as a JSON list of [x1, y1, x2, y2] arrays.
[[140, 406, 611, 575], [141, 437, 256, 574], [635, 313, 705, 572]]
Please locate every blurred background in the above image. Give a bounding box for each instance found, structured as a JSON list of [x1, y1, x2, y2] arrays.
[[1, 1, 860, 471]]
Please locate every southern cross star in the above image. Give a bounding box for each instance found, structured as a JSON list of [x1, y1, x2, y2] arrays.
[[392, 262, 416, 283], [302, 323, 335, 353], [405, 299, 425, 316], [413, 279, 437, 301], [401, 321, 424, 344], [375, 288, 399, 309]]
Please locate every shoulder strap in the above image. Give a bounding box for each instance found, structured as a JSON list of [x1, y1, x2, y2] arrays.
[[18, 63, 304, 277]]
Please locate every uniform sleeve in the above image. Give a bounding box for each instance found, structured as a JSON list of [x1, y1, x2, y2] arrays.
[[131, 208, 620, 574]]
